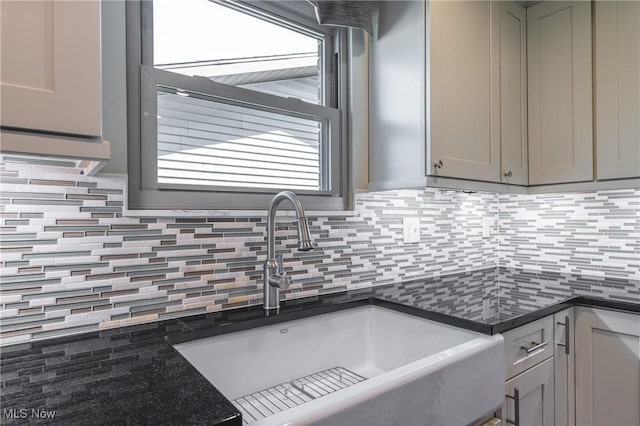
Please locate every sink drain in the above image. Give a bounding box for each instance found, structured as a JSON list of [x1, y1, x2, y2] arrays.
[[232, 366, 367, 424]]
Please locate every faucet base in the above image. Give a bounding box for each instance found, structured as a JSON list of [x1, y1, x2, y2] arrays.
[[263, 306, 280, 315], [263, 264, 280, 310]]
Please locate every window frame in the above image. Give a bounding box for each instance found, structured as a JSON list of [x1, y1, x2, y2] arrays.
[[126, 0, 349, 211]]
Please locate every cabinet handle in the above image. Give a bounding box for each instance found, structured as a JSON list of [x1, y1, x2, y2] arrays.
[[505, 387, 520, 426], [504, 170, 512, 178], [433, 160, 443, 169], [565, 316, 570, 355], [521, 340, 548, 354], [556, 315, 570, 355]]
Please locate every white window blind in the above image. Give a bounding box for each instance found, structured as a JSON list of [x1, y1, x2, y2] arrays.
[[156, 89, 324, 190]]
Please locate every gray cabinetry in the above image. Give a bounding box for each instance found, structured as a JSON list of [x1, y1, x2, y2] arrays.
[[500, 315, 556, 426], [527, 1, 593, 185], [0, 0, 109, 171], [504, 357, 555, 426], [369, 0, 426, 190], [499, 1, 528, 186], [429, 0, 500, 183], [575, 307, 640, 426], [369, 0, 527, 190], [369, 0, 638, 192], [595, 0, 640, 180], [1, 0, 101, 136]]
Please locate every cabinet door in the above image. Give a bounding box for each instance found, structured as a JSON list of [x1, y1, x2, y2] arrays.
[[595, 1, 640, 180], [575, 307, 640, 426], [0, 0, 101, 137], [429, 1, 500, 183], [553, 308, 575, 426], [503, 357, 555, 426], [499, 1, 528, 186], [527, 1, 593, 185]]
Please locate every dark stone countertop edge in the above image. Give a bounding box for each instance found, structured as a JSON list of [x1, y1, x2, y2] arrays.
[[168, 297, 495, 346], [491, 296, 640, 334], [168, 294, 640, 345]]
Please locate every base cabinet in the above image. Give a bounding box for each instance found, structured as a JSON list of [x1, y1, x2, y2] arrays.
[[575, 307, 640, 426], [503, 357, 555, 426], [497, 306, 639, 426], [499, 315, 556, 426]]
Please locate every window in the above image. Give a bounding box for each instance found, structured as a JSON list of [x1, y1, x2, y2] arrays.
[[126, 0, 347, 210]]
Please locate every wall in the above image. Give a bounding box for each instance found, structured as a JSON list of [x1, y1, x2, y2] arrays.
[[2, 157, 639, 344], [0, 162, 497, 344], [499, 189, 640, 282]]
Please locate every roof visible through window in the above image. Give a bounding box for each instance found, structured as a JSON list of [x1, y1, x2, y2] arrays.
[[153, 0, 323, 104]]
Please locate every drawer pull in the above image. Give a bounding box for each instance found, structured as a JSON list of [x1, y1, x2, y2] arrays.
[[505, 387, 520, 426], [521, 341, 548, 354]]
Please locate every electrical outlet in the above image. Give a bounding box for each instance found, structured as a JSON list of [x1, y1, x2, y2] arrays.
[[403, 217, 420, 243]]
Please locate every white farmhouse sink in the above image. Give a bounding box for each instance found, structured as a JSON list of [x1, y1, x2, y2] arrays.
[[174, 305, 504, 426]]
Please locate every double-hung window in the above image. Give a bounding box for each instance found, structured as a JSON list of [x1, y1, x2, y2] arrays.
[[126, 0, 347, 210]]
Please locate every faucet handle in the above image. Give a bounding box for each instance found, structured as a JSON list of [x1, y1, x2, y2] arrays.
[[270, 274, 292, 290], [269, 253, 292, 290]]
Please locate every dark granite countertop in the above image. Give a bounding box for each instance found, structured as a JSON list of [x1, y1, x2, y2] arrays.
[[2, 267, 638, 425]]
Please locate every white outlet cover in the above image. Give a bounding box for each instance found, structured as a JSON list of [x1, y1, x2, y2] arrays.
[[403, 217, 421, 243]]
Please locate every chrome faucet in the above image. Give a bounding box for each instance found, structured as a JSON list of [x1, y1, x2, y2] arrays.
[[263, 191, 314, 310]]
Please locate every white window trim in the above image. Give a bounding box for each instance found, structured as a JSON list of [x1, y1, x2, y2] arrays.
[[126, 0, 350, 211]]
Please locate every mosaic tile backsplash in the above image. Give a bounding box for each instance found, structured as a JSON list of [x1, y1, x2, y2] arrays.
[[499, 190, 640, 281], [1, 160, 638, 343], [0, 162, 498, 344]]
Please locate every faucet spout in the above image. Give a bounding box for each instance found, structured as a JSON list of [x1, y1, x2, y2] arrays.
[[264, 191, 314, 311]]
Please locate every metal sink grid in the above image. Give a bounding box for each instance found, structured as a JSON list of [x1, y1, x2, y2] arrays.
[[232, 366, 367, 424]]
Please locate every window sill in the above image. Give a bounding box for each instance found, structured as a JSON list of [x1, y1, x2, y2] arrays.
[[100, 173, 356, 218], [122, 208, 358, 218]]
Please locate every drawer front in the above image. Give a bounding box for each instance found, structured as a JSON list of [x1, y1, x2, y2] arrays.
[[503, 315, 554, 379]]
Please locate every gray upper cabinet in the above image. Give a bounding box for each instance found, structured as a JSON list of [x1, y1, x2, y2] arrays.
[[499, 1, 528, 186], [369, 0, 427, 190], [527, 1, 593, 185], [0, 0, 101, 137], [360, 0, 637, 192], [0, 0, 109, 173], [595, 1, 640, 180], [369, 0, 528, 190], [429, 1, 500, 183]]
